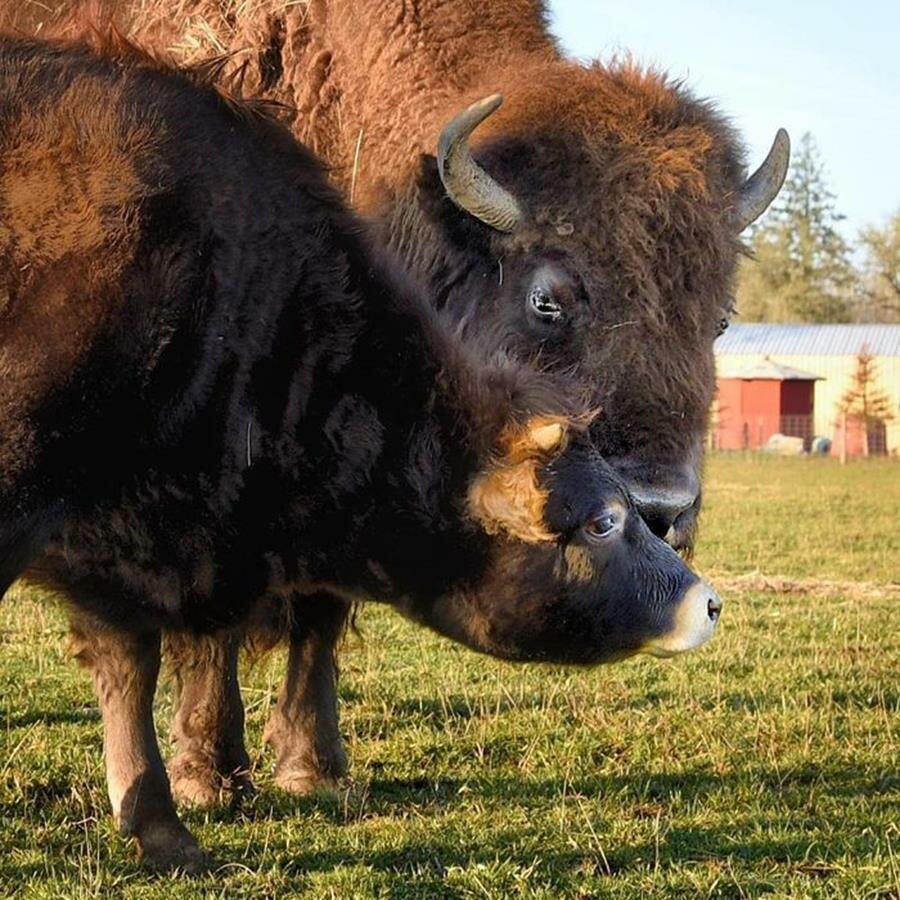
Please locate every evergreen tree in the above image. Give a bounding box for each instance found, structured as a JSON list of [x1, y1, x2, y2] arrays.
[[836, 346, 895, 456], [856, 210, 900, 322], [736, 132, 855, 322]]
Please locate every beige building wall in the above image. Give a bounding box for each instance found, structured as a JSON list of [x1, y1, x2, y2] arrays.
[[715, 354, 900, 453]]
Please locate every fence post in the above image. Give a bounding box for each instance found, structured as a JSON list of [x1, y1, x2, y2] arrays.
[[840, 410, 847, 465]]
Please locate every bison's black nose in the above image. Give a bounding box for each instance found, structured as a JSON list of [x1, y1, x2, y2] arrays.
[[608, 459, 699, 543], [630, 487, 697, 541]]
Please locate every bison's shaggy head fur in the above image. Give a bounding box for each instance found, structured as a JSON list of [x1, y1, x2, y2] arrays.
[[388, 59, 749, 551]]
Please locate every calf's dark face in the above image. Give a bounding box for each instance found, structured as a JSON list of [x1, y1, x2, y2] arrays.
[[396, 428, 721, 664]]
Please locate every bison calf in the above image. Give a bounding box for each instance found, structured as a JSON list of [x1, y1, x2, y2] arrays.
[[0, 36, 719, 870]]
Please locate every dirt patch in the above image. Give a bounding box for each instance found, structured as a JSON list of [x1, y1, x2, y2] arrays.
[[711, 572, 900, 600]]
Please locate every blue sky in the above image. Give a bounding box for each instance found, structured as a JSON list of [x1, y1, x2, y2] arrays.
[[547, 0, 900, 240]]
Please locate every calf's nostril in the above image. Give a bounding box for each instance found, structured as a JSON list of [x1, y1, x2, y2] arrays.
[[707, 593, 722, 623]]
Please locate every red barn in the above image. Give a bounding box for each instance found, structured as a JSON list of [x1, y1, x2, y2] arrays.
[[714, 357, 822, 450]]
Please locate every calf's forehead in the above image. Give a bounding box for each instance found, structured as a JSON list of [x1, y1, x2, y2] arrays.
[[541, 443, 629, 532]]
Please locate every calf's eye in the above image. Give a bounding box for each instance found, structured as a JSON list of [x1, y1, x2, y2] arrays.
[[528, 286, 563, 321], [716, 316, 729, 337], [585, 512, 618, 540]]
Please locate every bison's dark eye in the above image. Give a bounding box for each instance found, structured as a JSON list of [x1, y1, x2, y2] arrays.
[[584, 510, 621, 541], [528, 286, 563, 321], [716, 316, 730, 337]]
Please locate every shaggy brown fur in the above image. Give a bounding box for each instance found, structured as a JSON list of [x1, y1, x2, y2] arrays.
[[14, 3, 735, 214], [4, 2, 762, 805], [0, 36, 715, 868], [12, 1, 752, 536]]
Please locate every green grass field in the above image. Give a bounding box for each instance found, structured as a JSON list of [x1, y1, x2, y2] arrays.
[[1, 454, 898, 898]]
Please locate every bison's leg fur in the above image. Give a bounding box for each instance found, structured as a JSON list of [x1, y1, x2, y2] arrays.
[[165, 630, 253, 808], [263, 593, 351, 794], [69, 615, 213, 874]]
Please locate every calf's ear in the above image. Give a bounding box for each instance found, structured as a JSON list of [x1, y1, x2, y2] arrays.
[[467, 416, 569, 543], [528, 421, 565, 452], [501, 415, 569, 463]]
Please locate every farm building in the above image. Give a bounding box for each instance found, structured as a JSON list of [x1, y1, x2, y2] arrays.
[[715, 358, 822, 451], [713, 324, 900, 454]]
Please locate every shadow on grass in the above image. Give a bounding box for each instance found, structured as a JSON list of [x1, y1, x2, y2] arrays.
[[234, 760, 888, 827], [0, 776, 80, 814], [4, 707, 100, 728], [5, 760, 880, 828], [0, 763, 886, 889], [0, 813, 871, 891], [258, 829, 861, 882]]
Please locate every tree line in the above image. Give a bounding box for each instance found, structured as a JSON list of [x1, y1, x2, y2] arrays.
[[736, 133, 899, 324]]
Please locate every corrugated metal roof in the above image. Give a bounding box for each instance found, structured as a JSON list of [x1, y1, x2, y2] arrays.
[[715, 323, 900, 357], [721, 357, 823, 380]]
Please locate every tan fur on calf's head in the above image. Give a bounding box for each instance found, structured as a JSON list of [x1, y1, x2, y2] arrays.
[[468, 415, 569, 544]]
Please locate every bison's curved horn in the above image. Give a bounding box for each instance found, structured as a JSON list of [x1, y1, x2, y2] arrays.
[[437, 94, 522, 233], [736, 129, 791, 230]]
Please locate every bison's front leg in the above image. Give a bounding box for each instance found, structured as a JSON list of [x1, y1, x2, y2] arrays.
[[263, 593, 350, 794], [165, 629, 253, 808], [69, 614, 212, 873]]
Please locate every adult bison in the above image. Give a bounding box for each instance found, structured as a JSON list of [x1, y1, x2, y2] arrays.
[[5, 2, 788, 802], [0, 35, 720, 870]]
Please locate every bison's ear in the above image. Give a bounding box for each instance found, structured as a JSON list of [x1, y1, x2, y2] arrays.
[[467, 416, 570, 544]]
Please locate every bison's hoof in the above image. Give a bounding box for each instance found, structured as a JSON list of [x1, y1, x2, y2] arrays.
[[137, 823, 217, 875], [273, 766, 341, 796], [230, 768, 258, 801], [142, 842, 217, 876], [169, 756, 225, 809], [272, 740, 348, 795], [169, 754, 255, 809]]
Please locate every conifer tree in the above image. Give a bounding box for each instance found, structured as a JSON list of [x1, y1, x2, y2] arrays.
[[737, 133, 855, 322], [857, 210, 900, 322], [836, 346, 895, 456]]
